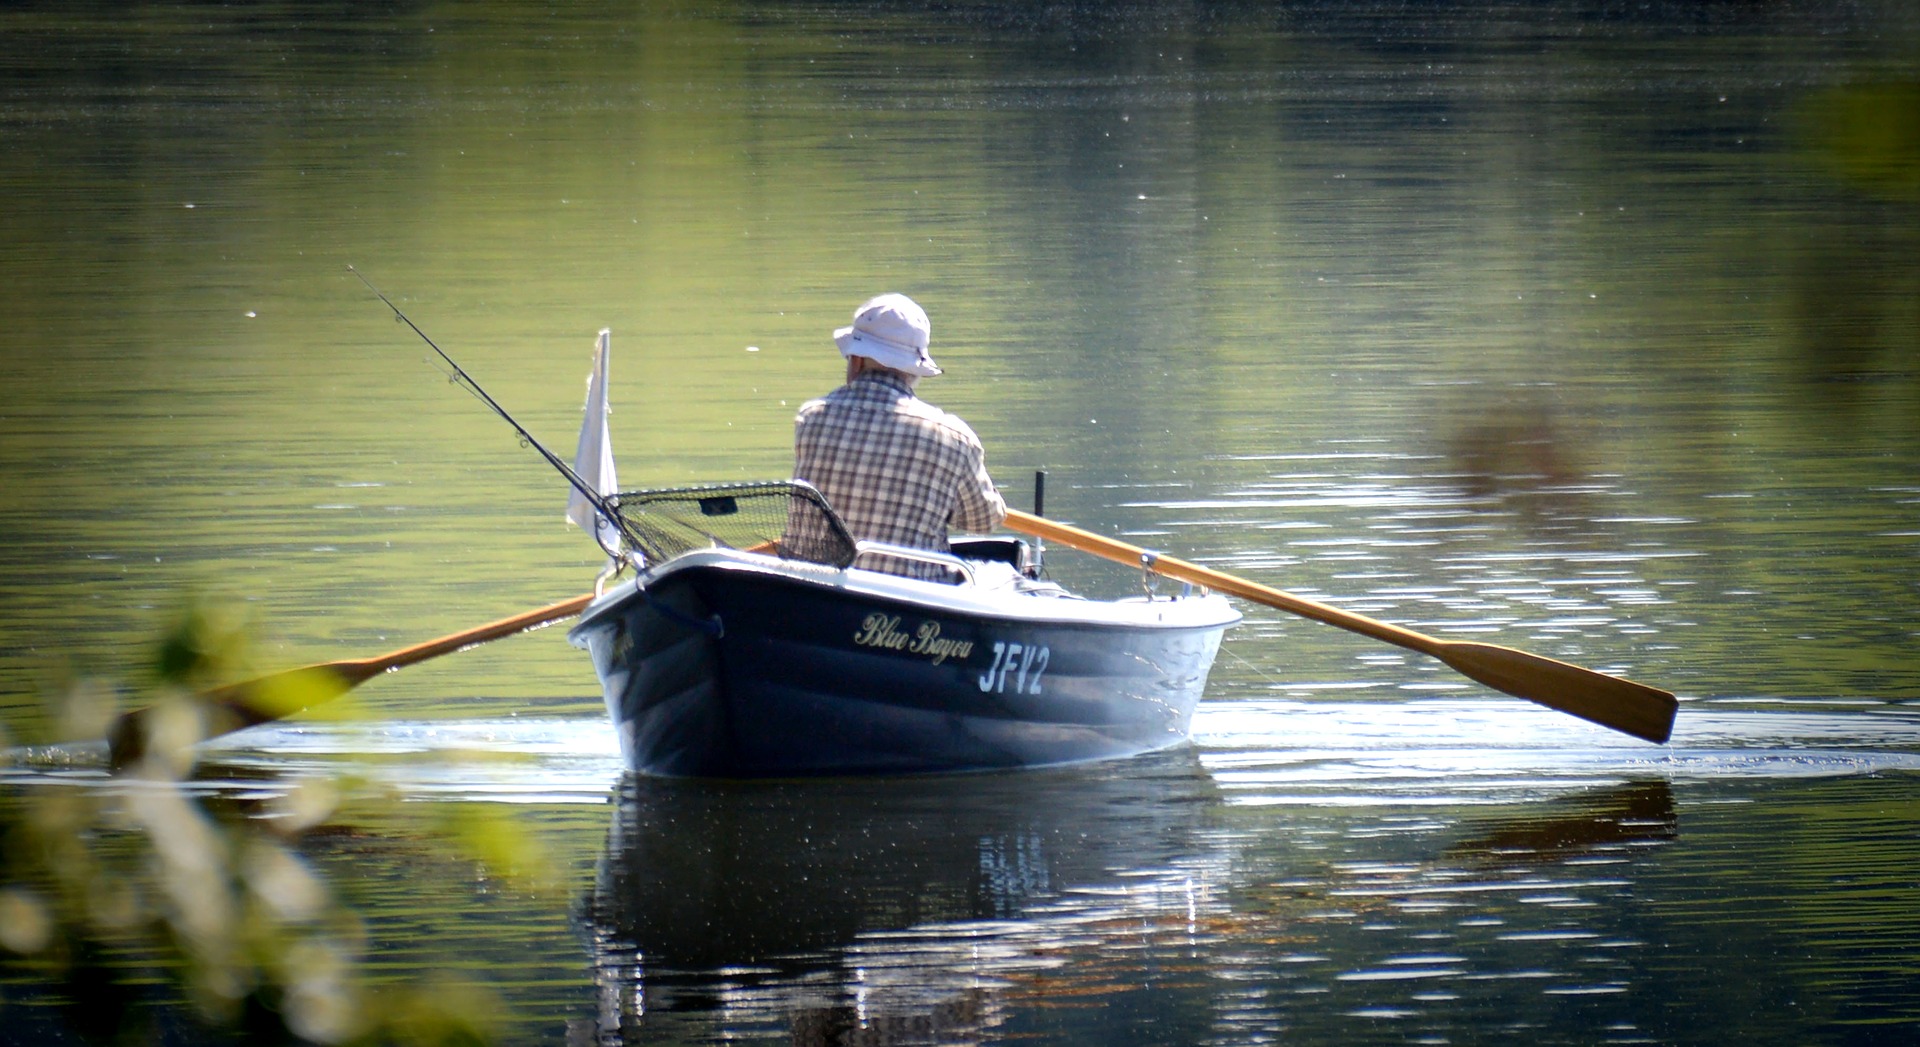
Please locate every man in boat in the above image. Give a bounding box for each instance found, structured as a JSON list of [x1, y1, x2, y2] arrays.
[[787, 292, 1007, 580]]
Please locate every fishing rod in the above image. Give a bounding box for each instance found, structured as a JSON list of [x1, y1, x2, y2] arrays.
[[348, 265, 641, 562]]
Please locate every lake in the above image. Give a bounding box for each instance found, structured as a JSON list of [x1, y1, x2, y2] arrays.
[[3, 1, 1918, 1044]]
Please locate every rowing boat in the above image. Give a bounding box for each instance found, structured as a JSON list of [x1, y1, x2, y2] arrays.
[[566, 481, 1240, 778]]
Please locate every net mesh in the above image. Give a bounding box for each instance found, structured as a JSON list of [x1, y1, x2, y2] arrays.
[[607, 481, 858, 569]]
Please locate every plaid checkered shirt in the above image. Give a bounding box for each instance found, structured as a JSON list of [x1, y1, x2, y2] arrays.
[[789, 371, 1006, 579]]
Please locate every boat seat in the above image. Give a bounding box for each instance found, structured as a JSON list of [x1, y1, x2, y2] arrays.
[[949, 535, 1036, 577]]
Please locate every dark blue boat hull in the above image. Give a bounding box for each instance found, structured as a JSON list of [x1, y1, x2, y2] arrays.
[[569, 554, 1236, 778]]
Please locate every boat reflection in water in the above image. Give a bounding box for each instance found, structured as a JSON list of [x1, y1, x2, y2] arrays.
[[583, 759, 1681, 1045], [582, 749, 1223, 1045]]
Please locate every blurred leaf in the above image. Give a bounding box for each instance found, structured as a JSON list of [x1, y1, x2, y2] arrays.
[[243, 839, 330, 923], [433, 803, 561, 897], [0, 886, 54, 955], [153, 599, 256, 689], [126, 693, 209, 781], [266, 776, 343, 837], [55, 679, 118, 747]]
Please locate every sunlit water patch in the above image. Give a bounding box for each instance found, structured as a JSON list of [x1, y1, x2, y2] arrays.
[[200, 717, 626, 804], [1195, 698, 1920, 808], [11, 699, 1918, 809]]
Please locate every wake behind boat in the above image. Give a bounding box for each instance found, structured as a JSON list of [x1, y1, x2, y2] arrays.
[[567, 482, 1240, 778]]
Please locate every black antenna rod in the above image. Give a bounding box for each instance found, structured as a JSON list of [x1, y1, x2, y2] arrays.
[[348, 265, 636, 555]]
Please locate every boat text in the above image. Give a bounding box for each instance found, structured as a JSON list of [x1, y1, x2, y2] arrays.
[[978, 641, 1049, 695], [852, 614, 975, 666]]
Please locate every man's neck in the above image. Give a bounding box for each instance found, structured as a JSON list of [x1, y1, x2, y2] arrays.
[[847, 361, 920, 394]]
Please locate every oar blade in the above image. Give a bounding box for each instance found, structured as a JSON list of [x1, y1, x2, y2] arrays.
[[203, 662, 367, 726], [1003, 508, 1679, 743], [1436, 641, 1677, 744], [107, 662, 363, 769]]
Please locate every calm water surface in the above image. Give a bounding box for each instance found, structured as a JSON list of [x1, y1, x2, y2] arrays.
[[3, 1, 1918, 1044]]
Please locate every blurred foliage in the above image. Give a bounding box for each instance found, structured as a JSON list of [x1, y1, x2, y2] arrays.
[[153, 601, 257, 693], [0, 598, 561, 1045]]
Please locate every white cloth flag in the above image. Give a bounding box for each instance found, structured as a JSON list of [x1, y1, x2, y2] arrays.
[[567, 328, 621, 558]]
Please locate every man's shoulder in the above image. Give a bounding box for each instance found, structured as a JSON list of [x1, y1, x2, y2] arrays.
[[795, 384, 856, 420], [901, 396, 984, 447], [797, 379, 981, 446]]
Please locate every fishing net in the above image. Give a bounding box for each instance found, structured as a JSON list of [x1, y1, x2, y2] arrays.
[[607, 481, 858, 569]]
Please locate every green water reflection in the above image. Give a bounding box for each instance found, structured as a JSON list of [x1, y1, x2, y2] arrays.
[[2, 1, 1919, 1043], [2, 2, 1916, 725]]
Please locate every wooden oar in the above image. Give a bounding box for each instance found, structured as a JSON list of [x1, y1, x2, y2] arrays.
[[1002, 509, 1677, 744], [108, 592, 596, 767]]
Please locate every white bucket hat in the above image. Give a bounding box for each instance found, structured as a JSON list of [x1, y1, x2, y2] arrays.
[[834, 293, 941, 377]]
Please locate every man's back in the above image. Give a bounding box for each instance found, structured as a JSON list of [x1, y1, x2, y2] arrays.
[[791, 370, 1004, 579]]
